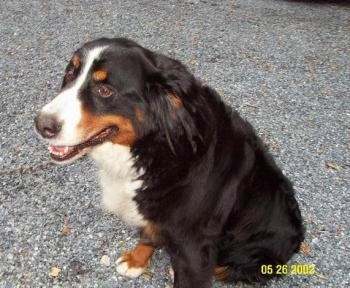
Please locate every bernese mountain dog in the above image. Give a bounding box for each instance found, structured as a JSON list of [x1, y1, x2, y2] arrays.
[[35, 38, 304, 288]]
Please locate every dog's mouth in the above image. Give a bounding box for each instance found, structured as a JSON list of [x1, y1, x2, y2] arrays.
[[48, 126, 118, 162]]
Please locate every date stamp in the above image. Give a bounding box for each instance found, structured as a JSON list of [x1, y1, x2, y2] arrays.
[[260, 264, 315, 275]]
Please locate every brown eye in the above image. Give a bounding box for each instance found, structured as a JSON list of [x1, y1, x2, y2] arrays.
[[97, 86, 113, 98], [66, 69, 76, 81]]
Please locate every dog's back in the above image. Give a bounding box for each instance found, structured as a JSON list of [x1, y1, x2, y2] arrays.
[[133, 84, 305, 285], [215, 107, 305, 282]]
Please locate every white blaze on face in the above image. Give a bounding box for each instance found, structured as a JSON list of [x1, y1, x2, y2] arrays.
[[41, 46, 107, 145]]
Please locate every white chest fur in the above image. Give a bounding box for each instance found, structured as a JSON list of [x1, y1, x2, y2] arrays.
[[90, 142, 146, 227]]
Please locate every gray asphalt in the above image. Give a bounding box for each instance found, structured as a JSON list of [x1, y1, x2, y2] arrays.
[[0, 0, 349, 287]]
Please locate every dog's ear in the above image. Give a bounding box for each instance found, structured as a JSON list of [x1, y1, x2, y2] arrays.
[[143, 54, 199, 154], [150, 53, 196, 99]]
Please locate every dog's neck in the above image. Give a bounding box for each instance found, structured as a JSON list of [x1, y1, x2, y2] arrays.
[[90, 142, 136, 177]]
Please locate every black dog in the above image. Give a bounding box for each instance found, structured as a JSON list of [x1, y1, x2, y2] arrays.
[[35, 38, 304, 287]]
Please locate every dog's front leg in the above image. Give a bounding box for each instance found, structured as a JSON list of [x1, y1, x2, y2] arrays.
[[116, 241, 155, 278], [168, 240, 215, 288], [116, 224, 158, 278]]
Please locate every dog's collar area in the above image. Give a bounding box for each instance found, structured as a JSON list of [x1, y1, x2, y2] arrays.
[[48, 126, 118, 161]]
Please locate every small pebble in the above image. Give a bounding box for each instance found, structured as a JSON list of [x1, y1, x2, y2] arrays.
[[100, 255, 111, 267]]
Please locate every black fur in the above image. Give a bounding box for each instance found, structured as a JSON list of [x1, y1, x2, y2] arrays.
[[72, 38, 305, 287], [91, 38, 305, 287]]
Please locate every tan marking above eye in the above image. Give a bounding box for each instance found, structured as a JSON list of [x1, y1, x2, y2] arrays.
[[92, 69, 108, 82], [72, 55, 80, 69]]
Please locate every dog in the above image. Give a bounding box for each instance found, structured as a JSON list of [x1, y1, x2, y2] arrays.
[[35, 38, 304, 288]]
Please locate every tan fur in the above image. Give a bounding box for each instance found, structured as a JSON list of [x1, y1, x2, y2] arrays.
[[79, 105, 138, 146], [72, 54, 80, 69], [92, 69, 108, 82], [119, 242, 155, 270]]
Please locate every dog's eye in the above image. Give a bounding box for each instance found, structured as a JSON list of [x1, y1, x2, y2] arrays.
[[97, 86, 113, 98], [66, 69, 76, 82]]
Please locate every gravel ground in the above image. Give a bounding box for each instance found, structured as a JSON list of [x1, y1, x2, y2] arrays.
[[0, 0, 349, 287]]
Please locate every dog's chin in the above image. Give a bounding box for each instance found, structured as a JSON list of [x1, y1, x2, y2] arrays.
[[48, 126, 118, 165]]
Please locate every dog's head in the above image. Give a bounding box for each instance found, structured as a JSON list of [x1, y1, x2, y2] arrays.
[[35, 38, 200, 163]]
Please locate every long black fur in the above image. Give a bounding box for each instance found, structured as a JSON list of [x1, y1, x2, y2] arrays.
[[66, 38, 305, 287], [104, 39, 305, 287]]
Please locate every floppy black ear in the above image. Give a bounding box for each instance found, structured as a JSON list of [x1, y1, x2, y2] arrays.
[[143, 55, 200, 154], [151, 53, 197, 98]]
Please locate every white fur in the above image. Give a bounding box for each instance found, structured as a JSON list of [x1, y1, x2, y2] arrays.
[[169, 267, 174, 282], [41, 46, 107, 146], [90, 142, 146, 227], [115, 257, 146, 278]]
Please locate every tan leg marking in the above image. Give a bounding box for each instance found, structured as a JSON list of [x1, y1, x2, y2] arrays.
[[214, 266, 230, 281], [116, 242, 155, 278]]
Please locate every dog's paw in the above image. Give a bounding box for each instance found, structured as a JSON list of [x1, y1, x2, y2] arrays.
[[116, 253, 148, 278]]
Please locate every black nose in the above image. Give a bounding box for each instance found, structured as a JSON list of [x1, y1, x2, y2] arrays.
[[34, 113, 62, 139]]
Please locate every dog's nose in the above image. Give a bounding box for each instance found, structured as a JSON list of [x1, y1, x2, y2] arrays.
[[35, 113, 62, 139]]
